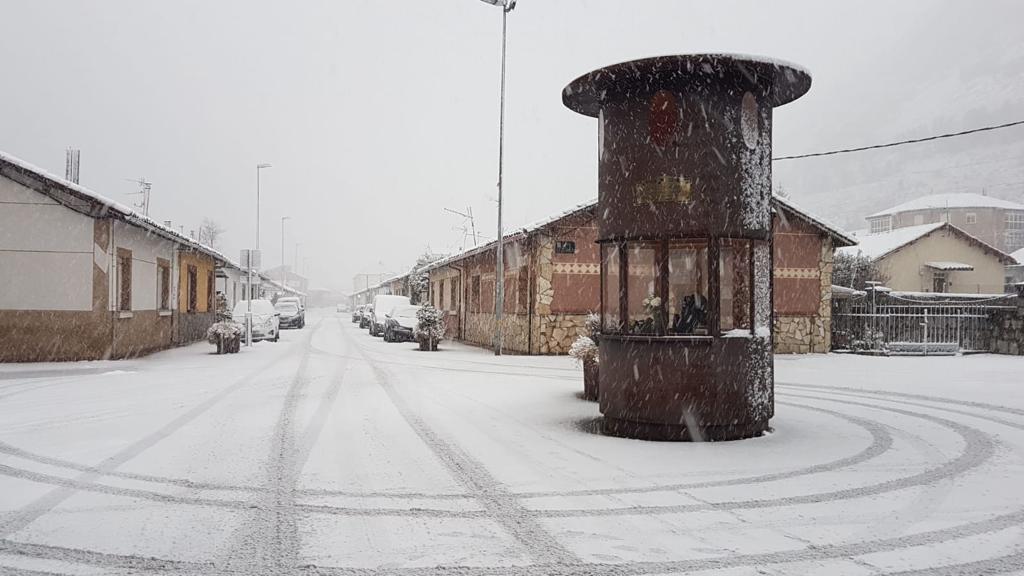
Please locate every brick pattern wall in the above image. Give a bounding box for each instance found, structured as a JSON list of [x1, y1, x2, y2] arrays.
[[989, 295, 1024, 355]]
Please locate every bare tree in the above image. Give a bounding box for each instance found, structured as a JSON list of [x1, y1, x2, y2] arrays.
[[198, 218, 225, 249]]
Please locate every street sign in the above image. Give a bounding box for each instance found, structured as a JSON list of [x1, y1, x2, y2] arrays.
[[240, 249, 262, 271]]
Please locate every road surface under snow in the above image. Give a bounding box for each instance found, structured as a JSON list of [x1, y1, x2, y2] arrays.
[[0, 310, 1023, 575]]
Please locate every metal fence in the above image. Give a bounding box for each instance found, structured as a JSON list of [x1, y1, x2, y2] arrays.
[[832, 293, 1017, 354]]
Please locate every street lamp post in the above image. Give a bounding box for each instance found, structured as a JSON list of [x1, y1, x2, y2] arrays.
[[281, 216, 291, 290], [479, 0, 516, 356], [247, 162, 271, 347]]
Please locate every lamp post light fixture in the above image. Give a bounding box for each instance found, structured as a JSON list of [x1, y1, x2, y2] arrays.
[[479, 0, 516, 356]]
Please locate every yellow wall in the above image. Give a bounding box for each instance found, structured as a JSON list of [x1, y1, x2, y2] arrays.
[[879, 229, 1008, 293], [177, 251, 216, 313]]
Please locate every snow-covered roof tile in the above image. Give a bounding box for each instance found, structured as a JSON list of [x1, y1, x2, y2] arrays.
[[868, 193, 1024, 218], [838, 223, 946, 260]]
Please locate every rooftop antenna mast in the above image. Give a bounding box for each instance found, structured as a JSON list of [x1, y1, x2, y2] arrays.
[[125, 178, 152, 217], [443, 206, 479, 248]]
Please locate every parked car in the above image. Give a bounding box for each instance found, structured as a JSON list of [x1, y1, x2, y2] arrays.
[[369, 295, 410, 337], [359, 305, 373, 329], [275, 300, 305, 329], [336, 303, 348, 313], [277, 296, 304, 311], [351, 305, 364, 323], [231, 299, 280, 342], [384, 304, 422, 342]]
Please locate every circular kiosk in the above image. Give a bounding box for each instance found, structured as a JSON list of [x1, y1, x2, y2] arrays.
[[563, 54, 811, 441]]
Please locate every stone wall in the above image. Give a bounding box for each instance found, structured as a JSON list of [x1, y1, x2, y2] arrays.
[[989, 295, 1024, 355], [536, 314, 590, 354]]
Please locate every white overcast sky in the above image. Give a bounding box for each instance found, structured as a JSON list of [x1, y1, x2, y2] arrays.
[[2, 1, 1023, 291]]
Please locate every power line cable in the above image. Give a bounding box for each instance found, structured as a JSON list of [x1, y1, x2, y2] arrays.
[[773, 119, 1024, 161]]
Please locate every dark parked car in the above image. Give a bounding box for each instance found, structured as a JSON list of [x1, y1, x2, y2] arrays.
[[359, 305, 373, 329], [384, 304, 422, 342], [275, 300, 304, 329], [352, 305, 365, 324]]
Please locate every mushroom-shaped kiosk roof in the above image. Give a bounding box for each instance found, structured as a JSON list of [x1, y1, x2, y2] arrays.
[[562, 53, 812, 117]]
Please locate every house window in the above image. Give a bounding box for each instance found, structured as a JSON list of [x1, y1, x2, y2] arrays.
[[207, 271, 215, 312], [933, 272, 947, 293], [452, 277, 461, 312], [555, 240, 576, 254], [913, 214, 924, 226], [471, 275, 481, 313], [157, 259, 171, 310], [187, 265, 198, 313], [117, 249, 132, 311], [1005, 230, 1024, 252], [869, 218, 891, 234], [1007, 212, 1024, 230], [965, 213, 977, 225]]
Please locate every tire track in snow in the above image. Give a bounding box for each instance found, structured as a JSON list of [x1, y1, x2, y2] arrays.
[[343, 320, 577, 566], [218, 319, 325, 575], [0, 336, 305, 540], [534, 392, 995, 518]]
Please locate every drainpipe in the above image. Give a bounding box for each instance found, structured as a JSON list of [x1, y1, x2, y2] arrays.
[[108, 219, 116, 359], [526, 235, 535, 355]]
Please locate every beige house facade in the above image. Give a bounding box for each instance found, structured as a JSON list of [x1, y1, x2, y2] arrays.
[[841, 222, 1015, 294]]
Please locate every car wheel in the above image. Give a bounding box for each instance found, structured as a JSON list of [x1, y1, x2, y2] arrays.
[[273, 330, 280, 342]]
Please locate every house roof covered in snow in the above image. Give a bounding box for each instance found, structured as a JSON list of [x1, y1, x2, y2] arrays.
[[868, 193, 1024, 218], [421, 194, 854, 274], [0, 149, 231, 265], [838, 222, 1016, 264], [1011, 247, 1024, 265]]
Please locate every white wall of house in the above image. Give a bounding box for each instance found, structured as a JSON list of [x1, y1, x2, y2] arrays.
[[0, 176, 94, 311], [111, 221, 177, 312]]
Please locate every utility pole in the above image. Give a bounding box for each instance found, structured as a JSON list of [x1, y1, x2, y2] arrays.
[[479, 0, 516, 355], [281, 216, 291, 289]]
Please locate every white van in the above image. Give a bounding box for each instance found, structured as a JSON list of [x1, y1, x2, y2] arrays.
[[369, 294, 410, 337], [231, 299, 280, 342]]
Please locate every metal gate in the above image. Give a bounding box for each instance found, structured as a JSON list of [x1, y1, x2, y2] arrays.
[[832, 293, 1016, 354]]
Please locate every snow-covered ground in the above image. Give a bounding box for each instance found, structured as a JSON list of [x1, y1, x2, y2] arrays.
[[1, 309, 1022, 575]]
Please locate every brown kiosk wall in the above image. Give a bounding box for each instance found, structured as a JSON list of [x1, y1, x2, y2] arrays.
[[563, 54, 811, 440]]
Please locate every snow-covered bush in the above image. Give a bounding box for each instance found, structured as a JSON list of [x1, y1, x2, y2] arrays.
[[206, 321, 242, 345], [415, 305, 445, 351], [584, 312, 601, 341], [569, 335, 598, 365]]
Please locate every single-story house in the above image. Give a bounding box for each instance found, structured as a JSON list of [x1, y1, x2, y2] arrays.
[[839, 222, 1016, 295], [0, 150, 227, 362], [417, 195, 855, 355]]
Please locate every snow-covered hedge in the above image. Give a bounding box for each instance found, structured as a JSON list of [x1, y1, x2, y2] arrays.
[[569, 335, 598, 364], [415, 305, 445, 350], [206, 321, 242, 345]]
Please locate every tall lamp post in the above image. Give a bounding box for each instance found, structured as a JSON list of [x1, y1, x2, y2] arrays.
[[246, 162, 272, 347], [479, 0, 516, 356], [281, 216, 291, 290]]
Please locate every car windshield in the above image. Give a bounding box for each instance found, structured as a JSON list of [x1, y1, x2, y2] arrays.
[[391, 305, 420, 318], [6, 4, 1023, 574]]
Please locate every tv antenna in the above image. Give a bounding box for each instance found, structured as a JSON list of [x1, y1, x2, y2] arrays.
[[125, 178, 152, 216], [444, 206, 482, 250]]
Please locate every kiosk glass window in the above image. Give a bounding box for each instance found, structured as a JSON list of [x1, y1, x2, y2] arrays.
[[626, 243, 661, 334], [668, 240, 709, 335], [600, 243, 621, 332], [720, 239, 752, 333]]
